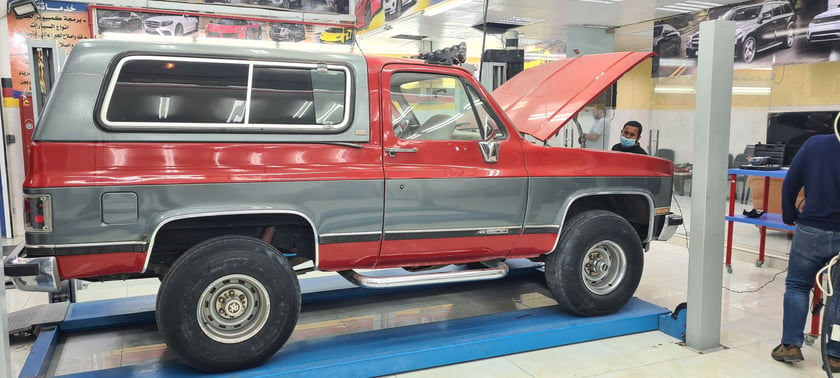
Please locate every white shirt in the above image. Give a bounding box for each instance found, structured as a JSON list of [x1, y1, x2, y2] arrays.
[[586, 117, 608, 150]]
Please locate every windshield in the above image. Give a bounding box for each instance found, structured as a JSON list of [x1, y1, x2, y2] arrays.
[[722, 6, 761, 21], [115, 12, 132, 18], [219, 19, 248, 26], [326, 27, 343, 33]]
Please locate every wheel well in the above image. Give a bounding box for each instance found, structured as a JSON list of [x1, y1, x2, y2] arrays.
[[146, 213, 316, 277], [563, 194, 651, 242]]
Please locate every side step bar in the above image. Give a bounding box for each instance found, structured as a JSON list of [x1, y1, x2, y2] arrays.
[[338, 260, 509, 289]]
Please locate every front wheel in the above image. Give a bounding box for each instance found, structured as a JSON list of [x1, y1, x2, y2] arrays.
[[156, 236, 301, 373], [741, 36, 756, 63], [545, 210, 644, 316]]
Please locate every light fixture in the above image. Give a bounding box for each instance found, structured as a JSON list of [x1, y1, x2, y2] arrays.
[[9, 0, 39, 19], [654, 86, 771, 95], [422, 0, 471, 17]]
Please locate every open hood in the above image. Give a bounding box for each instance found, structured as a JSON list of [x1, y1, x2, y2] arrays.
[[492, 51, 652, 142]]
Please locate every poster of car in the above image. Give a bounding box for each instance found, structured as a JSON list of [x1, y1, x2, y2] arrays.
[[156, 0, 349, 14], [94, 7, 357, 45], [653, 0, 840, 77]]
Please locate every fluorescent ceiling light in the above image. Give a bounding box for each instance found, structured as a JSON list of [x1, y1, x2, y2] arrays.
[[671, 3, 708, 10], [654, 86, 771, 95], [684, 0, 723, 7], [656, 7, 690, 13], [664, 4, 705, 11], [579, 0, 615, 4], [732, 86, 771, 95], [423, 0, 471, 17]]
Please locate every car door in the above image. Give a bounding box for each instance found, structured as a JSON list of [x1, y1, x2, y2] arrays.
[[758, 3, 776, 48], [378, 65, 529, 267]]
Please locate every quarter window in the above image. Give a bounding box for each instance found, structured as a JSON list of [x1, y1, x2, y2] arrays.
[[101, 56, 351, 132]]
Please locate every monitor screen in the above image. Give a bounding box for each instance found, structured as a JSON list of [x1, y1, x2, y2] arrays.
[[766, 111, 837, 166]]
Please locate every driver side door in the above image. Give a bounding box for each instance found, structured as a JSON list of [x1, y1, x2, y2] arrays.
[[378, 65, 529, 267]]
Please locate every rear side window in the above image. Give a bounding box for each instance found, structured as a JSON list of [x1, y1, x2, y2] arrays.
[[100, 56, 351, 133]]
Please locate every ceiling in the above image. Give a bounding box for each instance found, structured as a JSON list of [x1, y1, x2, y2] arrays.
[[354, 0, 749, 58]]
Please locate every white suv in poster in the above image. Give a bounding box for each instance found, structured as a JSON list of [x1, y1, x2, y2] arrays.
[[807, 7, 840, 44], [144, 15, 199, 36]]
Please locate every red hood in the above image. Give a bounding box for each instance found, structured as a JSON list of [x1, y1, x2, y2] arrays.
[[492, 51, 652, 142]]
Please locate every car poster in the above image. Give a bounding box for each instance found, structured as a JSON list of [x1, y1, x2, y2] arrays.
[[155, 0, 349, 15], [653, 0, 840, 77], [92, 7, 359, 45], [6, 1, 90, 95]]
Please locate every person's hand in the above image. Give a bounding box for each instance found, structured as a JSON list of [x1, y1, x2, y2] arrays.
[[578, 136, 585, 145]]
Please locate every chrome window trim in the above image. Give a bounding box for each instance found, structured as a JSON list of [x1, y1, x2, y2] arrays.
[[99, 55, 353, 133], [142, 210, 320, 273]]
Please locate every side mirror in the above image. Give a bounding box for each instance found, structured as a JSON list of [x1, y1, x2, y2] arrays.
[[760, 13, 771, 23]]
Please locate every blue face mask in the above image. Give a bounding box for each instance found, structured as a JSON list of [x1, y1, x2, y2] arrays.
[[620, 135, 637, 148]]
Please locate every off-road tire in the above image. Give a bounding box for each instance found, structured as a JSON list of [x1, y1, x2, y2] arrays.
[[156, 236, 301, 372], [545, 210, 644, 316]]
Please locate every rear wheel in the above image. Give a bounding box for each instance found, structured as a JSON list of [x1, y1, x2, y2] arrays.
[[783, 25, 794, 49], [545, 210, 644, 316], [156, 236, 301, 372]]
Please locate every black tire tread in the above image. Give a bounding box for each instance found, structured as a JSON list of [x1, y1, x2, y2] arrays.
[[545, 210, 644, 317], [156, 235, 301, 373]]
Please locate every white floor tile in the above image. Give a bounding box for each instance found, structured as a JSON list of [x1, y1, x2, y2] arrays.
[[599, 331, 697, 365], [396, 358, 532, 378], [585, 365, 672, 378], [505, 342, 643, 377], [647, 347, 812, 378]]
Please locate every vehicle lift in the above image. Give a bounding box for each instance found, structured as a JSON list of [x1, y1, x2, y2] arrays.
[[10, 260, 687, 377]]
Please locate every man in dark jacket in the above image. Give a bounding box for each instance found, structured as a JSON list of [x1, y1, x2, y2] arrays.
[[611, 121, 647, 155], [772, 134, 840, 373]]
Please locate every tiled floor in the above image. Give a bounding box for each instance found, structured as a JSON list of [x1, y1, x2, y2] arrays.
[[3, 194, 831, 377]]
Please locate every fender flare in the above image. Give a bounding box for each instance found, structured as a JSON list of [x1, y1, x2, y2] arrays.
[[545, 189, 656, 255]]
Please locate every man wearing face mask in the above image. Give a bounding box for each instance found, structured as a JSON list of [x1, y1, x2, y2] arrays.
[[611, 120, 648, 155]]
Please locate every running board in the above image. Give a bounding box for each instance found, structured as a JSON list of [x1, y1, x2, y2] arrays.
[[338, 260, 509, 289]]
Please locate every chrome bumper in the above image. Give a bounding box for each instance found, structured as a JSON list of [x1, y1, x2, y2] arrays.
[[655, 213, 683, 241], [3, 243, 60, 292]]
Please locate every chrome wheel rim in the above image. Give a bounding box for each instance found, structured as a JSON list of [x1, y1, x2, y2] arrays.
[[581, 240, 627, 295], [197, 274, 271, 344], [786, 30, 794, 47], [743, 39, 755, 62]]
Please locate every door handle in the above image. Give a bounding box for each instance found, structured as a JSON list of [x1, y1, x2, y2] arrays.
[[385, 147, 417, 157]]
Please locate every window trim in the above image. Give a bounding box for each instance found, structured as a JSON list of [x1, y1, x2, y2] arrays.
[[387, 71, 509, 142], [98, 55, 353, 133]]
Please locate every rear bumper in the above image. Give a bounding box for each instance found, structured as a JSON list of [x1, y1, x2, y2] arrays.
[[3, 242, 60, 292], [654, 213, 683, 241]]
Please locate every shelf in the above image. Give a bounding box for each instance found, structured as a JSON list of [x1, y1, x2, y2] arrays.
[[727, 168, 788, 178], [725, 213, 794, 231]]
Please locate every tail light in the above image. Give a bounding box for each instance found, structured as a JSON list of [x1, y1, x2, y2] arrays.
[[23, 194, 52, 232]]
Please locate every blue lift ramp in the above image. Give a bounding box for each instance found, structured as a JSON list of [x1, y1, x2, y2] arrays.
[[19, 262, 677, 377]]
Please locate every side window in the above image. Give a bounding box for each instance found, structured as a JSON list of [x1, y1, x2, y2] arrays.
[[101, 56, 351, 132], [250, 66, 346, 126], [105, 59, 249, 124], [389, 72, 506, 141], [771, 4, 782, 17]]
